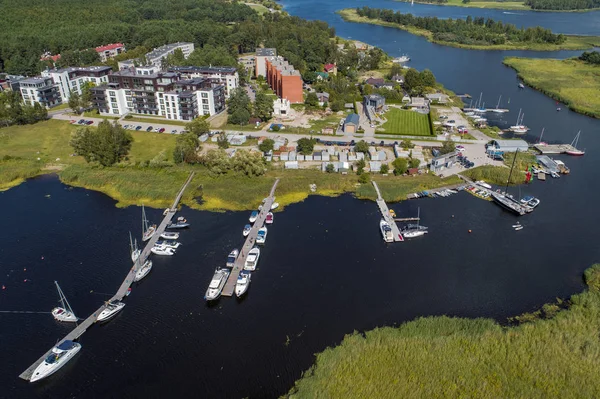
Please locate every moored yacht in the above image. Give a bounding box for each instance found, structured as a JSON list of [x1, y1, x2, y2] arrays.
[[134, 259, 153, 282], [402, 229, 427, 238], [242, 224, 252, 237], [265, 212, 274, 224], [130, 232, 140, 263], [167, 220, 190, 229], [226, 249, 239, 267], [141, 205, 156, 242], [235, 271, 251, 297], [51, 281, 77, 323], [151, 244, 175, 256], [30, 340, 82, 382], [97, 300, 125, 322], [256, 227, 268, 244], [155, 240, 181, 249], [205, 268, 230, 301], [160, 231, 179, 240], [249, 211, 258, 223], [379, 219, 394, 243], [244, 247, 261, 271], [475, 180, 492, 189]]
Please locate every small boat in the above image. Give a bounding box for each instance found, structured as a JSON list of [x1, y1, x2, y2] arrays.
[[520, 195, 534, 204], [512, 223, 521, 228], [134, 259, 153, 282], [155, 240, 181, 249], [256, 227, 268, 244], [97, 300, 125, 322], [141, 205, 156, 242], [160, 231, 179, 240], [566, 130, 585, 156], [270, 202, 279, 210], [205, 268, 230, 301], [518, 83, 525, 89], [30, 340, 82, 382], [527, 198, 540, 208], [151, 244, 175, 256], [515, 226, 524, 231], [389, 209, 396, 217], [402, 229, 427, 238], [226, 249, 239, 267], [242, 224, 252, 237], [265, 212, 274, 224], [167, 221, 190, 229], [244, 247, 261, 271], [380, 219, 394, 243], [126, 288, 132, 297], [509, 108, 529, 134], [51, 281, 77, 323], [130, 232, 140, 263], [235, 271, 252, 297], [249, 211, 258, 223], [556, 107, 561, 111], [177, 216, 187, 223]]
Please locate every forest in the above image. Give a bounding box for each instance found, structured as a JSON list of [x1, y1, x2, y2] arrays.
[[0, 0, 337, 76], [355, 7, 566, 46], [524, 0, 600, 10]]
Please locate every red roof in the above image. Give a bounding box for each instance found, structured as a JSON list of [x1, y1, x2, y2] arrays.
[[324, 63, 336, 72], [95, 43, 124, 52], [40, 54, 61, 62]]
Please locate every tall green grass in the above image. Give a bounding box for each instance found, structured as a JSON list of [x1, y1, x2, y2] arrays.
[[0, 159, 44, 191], [288, 264, 600, 398]]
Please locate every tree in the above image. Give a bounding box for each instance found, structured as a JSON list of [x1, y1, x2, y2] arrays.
[[440, 137, 456, 155], [297, 137, 316, 155], [380, 164, 389, 174], [358, 173, 370, 184], [392, 157, 408, 175], [174, 131, 201, 163], [70, 121, 132, 166], [409, 158, 421, 168], [227, 87, 252, 115], [229, 108, 251, 125], [80, 82, 95, 110], [330, 100, 344, 112], [254, 93, 274, 122], [354, 140, 369, 153], [356, 159, 366, 175], [217, 133, 229, 149], [186, 118, 210, 137], [68, 92, 81, 112], [420, 69, 436, 87], [325, 163, 335, 173], [303, 71, 318, 84], [400, 139, 415, 149], [305, 92, 319, 108], [258, 138, 275, 153]]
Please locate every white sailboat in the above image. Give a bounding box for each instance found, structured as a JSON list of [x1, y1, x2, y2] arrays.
[[491, 95, 508, 113], [141, 205, 156, 242], [51, 281, 77, 323], [134, 259, 153, 282], [509, 108, 529, 133], [130, 232, 140, 263], [566, 130, 585, 156]]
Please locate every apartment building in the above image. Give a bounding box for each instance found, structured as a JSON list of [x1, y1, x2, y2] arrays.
[[19, 77, 62, 108], [265, 56, 303, 103], [255, 48, 277, 78], [41, 66, 112, 102], [161, 79, 225, 120], [118, 42, 195, 70], [95, 43, 126, 62], [168, 66, 238, 97]]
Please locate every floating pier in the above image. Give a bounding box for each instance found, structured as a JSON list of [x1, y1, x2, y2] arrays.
[[221, 179, 279, 297], [372, 181, 403, 242], [19, 172, 195, 382], [533, 143, 578, 155]]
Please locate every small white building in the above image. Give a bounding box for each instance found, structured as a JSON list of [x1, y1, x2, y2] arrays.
[[285, 161, 299, 169], [304, 154, 313, 161], [289, 151, 297, 161], [297, 154, 305, 161], [280, 152, 289, 161], [273, 98, 290, 116], [369, 161, 382, 172]]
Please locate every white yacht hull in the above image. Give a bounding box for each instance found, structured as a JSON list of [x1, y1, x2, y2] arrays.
[[131, 249, 141, 263], [30, 343, 81, 382], [160, 232, 179, 240], [97, 302, 125, 322], [52, 307, 77, 323], [244, 248, 261, 271], [151, 246, 175, 256], [134, 260, 153, 282], [235, 279, 251, 297]]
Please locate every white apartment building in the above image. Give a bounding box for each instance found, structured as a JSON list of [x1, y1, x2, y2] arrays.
[[19, 76, 62, 108], [118, 42, 195, 70], [41, 66, 112, 102], [168, 66, 238, 97], [95, 43, 126, 62]]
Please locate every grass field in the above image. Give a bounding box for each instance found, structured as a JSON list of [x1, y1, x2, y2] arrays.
[[288, 264, 600, 398], [125, 116, 188, 127], [377, 108, 433, 136], [504, 57, 600, 118]]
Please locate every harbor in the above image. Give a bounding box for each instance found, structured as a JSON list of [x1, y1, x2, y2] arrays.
[[18, 172, 195, 382], [372, 181, 403, 242]]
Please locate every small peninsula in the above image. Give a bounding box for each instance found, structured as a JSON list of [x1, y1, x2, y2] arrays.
[[338, 8, 600, 51], [396, 0, 600, 12]]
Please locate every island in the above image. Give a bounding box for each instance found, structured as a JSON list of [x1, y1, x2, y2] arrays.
[[397, 0, 600, 12], [338, 7, 600, 51], [504, 52, 600, 118]]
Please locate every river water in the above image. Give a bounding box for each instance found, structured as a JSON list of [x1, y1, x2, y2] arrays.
[[2, 2, 600, 397]]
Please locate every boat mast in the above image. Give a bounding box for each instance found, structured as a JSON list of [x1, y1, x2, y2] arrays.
[[505, 149, 519, 194], [571, 130, 581, 147], [496, 95, 501, 109], [515, 108, 521, 125], [142, 204, 148, 234], [54, 281, 76, 318], [129, 231, 134, 253], [538, 127, 545, 143]]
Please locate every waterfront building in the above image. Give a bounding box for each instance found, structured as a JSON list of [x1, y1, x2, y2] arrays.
[[255, 48, 277, 78], [41, 66, 112, 102], [487, 139, 529, 153], [429, 151, 459, 173], [168, 66, 238, 97], [118, 42, 195, 70], [18, 76, 62, 107], [95, 43, 126, 62]]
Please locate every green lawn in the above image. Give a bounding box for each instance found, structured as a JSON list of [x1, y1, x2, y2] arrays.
[[377, 108, 433, 136], [126, 116, 188, 127]]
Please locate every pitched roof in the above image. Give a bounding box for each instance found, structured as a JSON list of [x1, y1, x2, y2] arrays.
[[324, 63, 336, 72], [366, 78, 384, 85], [95, 43, 125, 52], [345, 113, 360, 125]]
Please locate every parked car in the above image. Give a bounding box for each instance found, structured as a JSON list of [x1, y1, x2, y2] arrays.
[[85, 120, 94, 125], [69, 120, 76, 124], [146, 126, 153, 132], [159, 128, 165, 133], [456, 145, 465, 151], [153, 128, 160, 132], [77, 119, 85, 124], [135, 125, 142, 130], [171, 129, 178, 134], [379, 140, 385, 146]]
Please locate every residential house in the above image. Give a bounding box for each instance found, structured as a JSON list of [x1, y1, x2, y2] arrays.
[[42, 66, 112, 102], [313, 152, 322, 161], [280, 152, 289, 161], [321, 151, 330, 161], [304, 153, 313, 161], [402, 95, 411, 103], [273, 98, 290, 116], [410, 97, 428, 109], [297, 154, 305, 161], [338, 151, 348, 162], [348, 152, 357, 162], [344, 113, 360, 134], [363, 94, 385, 112], [95, 43, 125, 62], [324, 63, 337, 75], [289, 151, 297, 161], [369, 161, 382, 173], [365, 78, 384, 86], [316, 92, 329, 106], [18, 76, 62, 108], [425, 93, 450, 104], [265, 54, 303, 103], [391, 74, 404, 84], [315, 72, 329, 81], [429, 151, 459, 173]]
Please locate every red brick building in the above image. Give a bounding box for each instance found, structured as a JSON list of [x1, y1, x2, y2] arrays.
[[265, 56, 303, 104]]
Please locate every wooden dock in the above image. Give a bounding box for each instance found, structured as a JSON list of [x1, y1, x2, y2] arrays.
[[221, 179, 279, 297], [372, 181, 403, 242], [534, 143, 577, 154], [406, 183, 464, 199], [19, 172, 195, 382]]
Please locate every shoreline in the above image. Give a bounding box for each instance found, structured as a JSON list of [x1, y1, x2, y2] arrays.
[[337, 9, 600, 51], [394, 0, 600, 13]]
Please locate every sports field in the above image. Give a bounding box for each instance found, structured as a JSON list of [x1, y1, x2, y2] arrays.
[[377, 108, 433, 136]]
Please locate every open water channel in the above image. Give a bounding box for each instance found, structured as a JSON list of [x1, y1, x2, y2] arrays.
[[1, 1, 600, 397]]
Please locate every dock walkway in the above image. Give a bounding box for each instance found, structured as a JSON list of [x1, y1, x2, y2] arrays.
[[222, 179, 279, 297], [534, 143, 577, 155], [372, 181, 403, 242], [19, 172, 195, 381]]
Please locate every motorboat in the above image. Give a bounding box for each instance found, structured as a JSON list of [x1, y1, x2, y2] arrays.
[[249, 211, 258, 223], [160, 231, 179, 240], [141, 205, 156, 242], [402, 229, 427, 238], [244, 247, 260, 271], [176, 216, 187, 223], [97, 300, 125, 322], [155, 240, 181, 249], [520, 195, 534, 204], [243, 224, 252, 237], [270, 202, 279, 210], [151, 244, 175, 256], [167, 221, 190, 229], [527, 197, 540, 208], [265, 212, 274, 225], [256, 227, 267, 244], [226, 249, 239, 267], [130, 232, 140, 263], [205, 268, 230, 301], [379, 219, 394, 243], [235, 271, 251, 297], [51, 281, 77, 323], [134, 259, 153, 282], [30, 340, 82, 382], [475, 180, 492, 189], [518, 83, 525, 89]]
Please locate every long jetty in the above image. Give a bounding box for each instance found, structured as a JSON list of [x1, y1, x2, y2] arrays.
[[19, 172, 195, 382], [372, 181, 403, 242], [222, 178, 279, 297]]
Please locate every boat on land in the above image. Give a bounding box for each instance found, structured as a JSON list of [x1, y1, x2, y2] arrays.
[[155, 240, 181, 249], [270, 202, 279, 210], [160, 231, 179, 240], [566, 131, 585, 156], [235, 271, 252, 297], [249, 211, 258, 223], [380, 219, 394, 243], [205, 268, 230, 301], [265, 212, 274, 224], [30, 340, 82, 382], [97, 300, 125, 322], [141, 205, 156, 242], [226, 249, 239, 267], [244, 247, 261, 271], [130, 232, 140, 263], [242, 224, 252, 237], [256, 227, 268, 244], [51, 281, 77, 323], [134, 259, 153, 282], [475, 180, 492, 189], [151, 244, 175, 256]]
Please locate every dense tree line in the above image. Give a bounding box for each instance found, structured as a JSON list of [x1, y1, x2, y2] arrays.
[[355, 7, 566, 46], [69, 121, 132, 166], [0, 91, 48, 127], [525, 0, 600, 10], [579, 51, 600, 65]]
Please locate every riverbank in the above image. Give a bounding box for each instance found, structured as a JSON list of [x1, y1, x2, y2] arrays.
[[504, 57, 600, 119], [338, 9, 600, 51], [395, 0, 600, 12], [287, 264, 600, 398]]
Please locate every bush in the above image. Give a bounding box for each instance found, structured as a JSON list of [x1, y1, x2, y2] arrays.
[[325, 163, 335, 173], [259, 138, 275, 153], [392, 157, 408, 175], [358, 173, 370, 184], [380, 164, 389, 174], [354, 140, 369, 153], [297, 137, 316, 155]]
